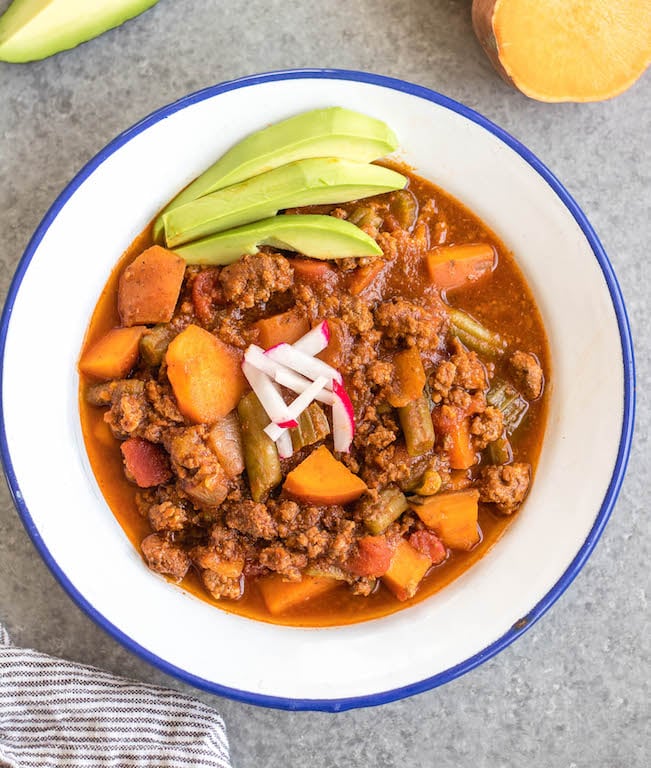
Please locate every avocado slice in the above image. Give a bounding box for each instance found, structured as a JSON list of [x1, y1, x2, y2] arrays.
[[0, 0, 160, 62], [152, 107, 399, 241], [162, 157, 406, 248], [173, 214, 383, 265]]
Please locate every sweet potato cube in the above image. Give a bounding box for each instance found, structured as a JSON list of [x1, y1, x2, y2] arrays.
[[346, 260, 385, 295], [382, 539, 432, 601], [118, 245, 186, 326], [78, 326, 146, 380], [388, 347, 426, 407], [409, 490, 480, 551], [165, 324, 245, 424], [253, 310, 309, 350], [283, 445, 367, 505], [425, 243, 494, 291], [258, 574, 340, 615]]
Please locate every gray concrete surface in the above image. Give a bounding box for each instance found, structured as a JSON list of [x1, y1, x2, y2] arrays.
[[0, 1, 649, 766]]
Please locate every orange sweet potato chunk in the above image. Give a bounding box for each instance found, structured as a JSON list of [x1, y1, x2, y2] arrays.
[[79, 326, 146, 380], [118, 245, 186, 326], [165, 324, 245, 424], [258, 574, 341, 615], [382, 539, 432, 601], [409, 490, 480, 551], [283, 445, 367, 505], [253, 310, 309, 350]]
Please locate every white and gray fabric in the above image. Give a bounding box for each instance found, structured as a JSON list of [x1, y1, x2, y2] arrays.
[[0, 623, 231, 768]]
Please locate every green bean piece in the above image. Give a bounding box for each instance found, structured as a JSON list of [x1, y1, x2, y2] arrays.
[[139, 325, 174, 366], [389, 189, 418, 231], [399, 395, 435, 457], [237, 392, 282, 502], [411, 468, 442, 496], [362, 486, 410, 535], [487, 435, 513, 465], [304, 563, 350, 581], [289, 403, 331, 451], [449, 308, 506, 358], [348, 205, 384, 235], [486, 380, 529, 434]]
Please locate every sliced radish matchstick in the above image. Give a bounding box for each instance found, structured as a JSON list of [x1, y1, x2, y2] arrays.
[[241, 361, 297, 426], [292, 320, 330, 356], [265, 343, 342, 387], [273, 367, 336, 406], [332, 379, 355, 452], [263, 376, 328, 442], [275, 429, 294, 459]]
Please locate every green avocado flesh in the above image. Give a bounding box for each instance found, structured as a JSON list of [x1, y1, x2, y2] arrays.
[[173, 214, 383, 264], [0, 0, 160, 62], [162, 157, 406, 248], [152, 107, 399, 241]]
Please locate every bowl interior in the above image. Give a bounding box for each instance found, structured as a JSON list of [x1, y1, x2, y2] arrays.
[[1, 73, 631, 709]]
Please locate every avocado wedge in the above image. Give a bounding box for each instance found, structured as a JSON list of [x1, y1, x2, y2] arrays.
[[152, 107, 398, 241], [173, 214, 383, 265], [0, 0, 160, 63], [162, 157, 406, 248]]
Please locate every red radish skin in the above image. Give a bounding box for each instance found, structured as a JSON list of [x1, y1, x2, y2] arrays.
[[277, 420, 299, 429], [120, 438, 172, 488]]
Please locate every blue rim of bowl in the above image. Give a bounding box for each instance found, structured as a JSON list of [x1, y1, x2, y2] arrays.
[[0, 69, 635, 712]]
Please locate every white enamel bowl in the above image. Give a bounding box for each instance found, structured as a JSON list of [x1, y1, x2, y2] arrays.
[[0, 70, 634, 711]]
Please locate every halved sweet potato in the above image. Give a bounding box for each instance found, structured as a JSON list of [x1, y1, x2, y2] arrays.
[[472, 0, 651, 103]]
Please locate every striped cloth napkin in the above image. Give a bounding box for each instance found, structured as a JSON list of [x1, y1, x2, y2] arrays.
[[0, 623, 231, 767]]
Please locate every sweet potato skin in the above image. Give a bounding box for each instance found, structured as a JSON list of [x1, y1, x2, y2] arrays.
[[472, 0, 516, 90], [472, 0, 651, 103], [118, 245, 186, 326]]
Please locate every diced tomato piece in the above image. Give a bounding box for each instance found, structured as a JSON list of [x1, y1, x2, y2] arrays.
[[409, 530, 448, 565], [191, 268, 224, 325], [120, 437, 172, 488], [347, 535, 395, 577]]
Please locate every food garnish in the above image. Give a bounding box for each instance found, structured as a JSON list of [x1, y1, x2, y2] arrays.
[[242, 320, 354, 457]]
